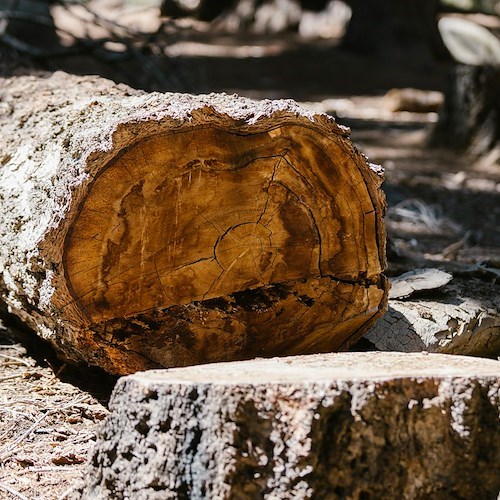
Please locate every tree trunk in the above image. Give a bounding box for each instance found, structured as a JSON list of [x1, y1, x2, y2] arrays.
[[432, 64, 500, 159], [75, 352, 500, 499], [0, 72, 388, 375]]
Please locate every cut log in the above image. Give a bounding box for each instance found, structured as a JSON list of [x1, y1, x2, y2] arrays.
[[74, 352, 500, 499], [365, 277, 500, 358], [0, 72, 388, 375]]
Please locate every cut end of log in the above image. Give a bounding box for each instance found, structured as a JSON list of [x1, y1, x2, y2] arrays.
[[134, 350, 500, 384], [64, 120, 387, 373], [0, 73, 388, 374]]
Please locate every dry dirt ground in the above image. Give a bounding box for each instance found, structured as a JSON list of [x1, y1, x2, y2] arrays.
[[1, 5, 499, 499], [0, 322, 114, 499]]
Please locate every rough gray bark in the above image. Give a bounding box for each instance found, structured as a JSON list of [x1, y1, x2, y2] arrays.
[[0, 72, 387, 375], [365, 278, 500, 358], [433, 63, 500, 159], [74, 352, 500, 499], [433, 18, 500, 160]]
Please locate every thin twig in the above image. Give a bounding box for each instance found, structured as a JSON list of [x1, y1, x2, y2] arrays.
[[0, 344, 24, 350], [0, 373, 24, 382], [55, 0, 181, 90], [27, 466, 80, 472], [58, 485, 77, 500], [0, 10, 58, 28], [0, 394, 93, 462], [0, 33, 79, 57], [0, 353, 32, 366], [0, 413, 49, 460], [0, 482, 29, 500], [56, 0, 148, 38], [0, 395, 89, 459], [0, 423, 15, 442]]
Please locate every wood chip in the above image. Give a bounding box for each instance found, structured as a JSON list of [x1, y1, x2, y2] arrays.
[[389, 268, 453, 299]]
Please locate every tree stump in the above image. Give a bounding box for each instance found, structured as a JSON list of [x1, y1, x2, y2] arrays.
[[433, 17, 500, 160], [0, 72, 388, 374], [75, 352, 500, 499], [433, 63, 500, 158]]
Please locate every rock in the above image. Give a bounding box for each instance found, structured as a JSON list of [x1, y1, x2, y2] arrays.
[[76, 352, 500, 499]]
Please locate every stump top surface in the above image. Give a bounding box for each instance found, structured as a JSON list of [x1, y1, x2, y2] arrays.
[[133, 352, 500, 385]]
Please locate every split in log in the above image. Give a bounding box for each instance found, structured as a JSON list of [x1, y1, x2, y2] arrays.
[[0, 72, 388, 374], [74, 352, 500, 499]]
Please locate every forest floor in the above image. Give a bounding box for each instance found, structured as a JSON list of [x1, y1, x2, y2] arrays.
[[1, 6, 499, 499]]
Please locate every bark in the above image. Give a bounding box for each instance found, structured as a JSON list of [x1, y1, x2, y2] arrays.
[[365, 278, 500, 358], [75, 352, 500, 499], [432, 64, 500, 158], [0, 72, 388, 375]]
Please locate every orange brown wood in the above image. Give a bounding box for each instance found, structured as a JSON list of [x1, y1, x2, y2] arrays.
[[65, 124, 387, 372]]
